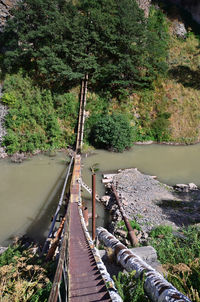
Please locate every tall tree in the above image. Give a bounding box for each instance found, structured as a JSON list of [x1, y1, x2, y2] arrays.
[[2, 0, 168, 92], [3, 0, 79, 88]]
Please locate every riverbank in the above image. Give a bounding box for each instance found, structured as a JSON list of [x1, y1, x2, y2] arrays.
[[2, 138, 200, 162], [102, 168, 200, 238]]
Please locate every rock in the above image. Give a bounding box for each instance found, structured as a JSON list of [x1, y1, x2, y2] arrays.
[[173, 21, 187, 38], [0, 246, 8, 255], [99, 245, 163, 275], [122, 199, 128, 206], [0, 147, 7, 159], [116, 229, 127, 238], [101, 195, 110, 206], [130, 246, 157, 263], [102, 178, 113, 184], [103, 173, 117, 179], [136, 0, 151, 18], [188, 183, 198, 190], [11, 152, 27, 163], [174, 184, 189, 192], [0, 0, 19, 32], [141, 231, 149, 239]]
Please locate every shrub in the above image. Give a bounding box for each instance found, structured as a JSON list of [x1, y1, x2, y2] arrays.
[[113, 271, 149, 302], [0, 243, 53, 302], [2, 73, 78, 154], [150, 225, 173, 238], [151, 112, 171, 141], [149, 225, 200, 298], [89, 113, 134, 152]]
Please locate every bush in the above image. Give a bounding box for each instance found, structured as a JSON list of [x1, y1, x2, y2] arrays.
[[113, 271, 149, 302], [150, 225, 173, 238], [151, 112, 171, 141], [149, 225, 200, 299], [2, 72, 78, 154], [0, 243, 53, 302], [89, 113, 134, 152]]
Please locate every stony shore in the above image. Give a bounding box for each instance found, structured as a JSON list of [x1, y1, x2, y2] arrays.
[[102, 168, 200, 239]]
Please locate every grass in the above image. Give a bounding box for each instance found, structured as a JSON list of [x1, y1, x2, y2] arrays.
[[149, 225, 200, 300], [116, 219, 141, 232], [113, 271, 149, 302]]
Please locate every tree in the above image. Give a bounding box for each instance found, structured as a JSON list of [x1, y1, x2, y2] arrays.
[[2, 0, 169, 92], [2, 0, 80, 88], [89, 113, 134, 152]]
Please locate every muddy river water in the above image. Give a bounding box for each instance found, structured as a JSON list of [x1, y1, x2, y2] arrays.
[[1, 143, 200, 245]]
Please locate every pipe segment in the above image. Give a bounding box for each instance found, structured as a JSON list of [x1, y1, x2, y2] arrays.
[[97, 227, 191, 302]]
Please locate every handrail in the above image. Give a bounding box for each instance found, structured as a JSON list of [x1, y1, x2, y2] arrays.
[[48, 202, 71, 302], [42, 157, 73, 255], [76, 74, 88, 153]]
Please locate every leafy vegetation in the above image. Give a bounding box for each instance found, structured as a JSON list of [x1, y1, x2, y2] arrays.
[[1, 0, 200, 153], [1, 72, 78, 154], [149, 225, 200, 300], [113, 271, 149, 302], [2, 0, 168, 93], [89, 113, 134, 152], [117, 219, 141, 232], [0, 243, 54, 302]]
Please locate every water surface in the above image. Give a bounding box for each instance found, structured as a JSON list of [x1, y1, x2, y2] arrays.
[[0, 153, 68, 245], [1, 143, 200, 245], [82, 143, 200, 196]]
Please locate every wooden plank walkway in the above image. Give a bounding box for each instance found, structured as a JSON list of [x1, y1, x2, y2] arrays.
[[68, 155, 111, 302]]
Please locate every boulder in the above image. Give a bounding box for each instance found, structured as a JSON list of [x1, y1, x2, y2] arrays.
[[188, 183, 198, 190], [173, 21, 187, 38]]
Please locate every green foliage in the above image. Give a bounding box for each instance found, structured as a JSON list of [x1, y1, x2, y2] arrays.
[[113, 271, 149, 302], [0, 243, 53, 302], [117, 219, 141, 232], [30, 282, 52, 302], [149, 225, 200, 298], [150, 225, 173, 238], [146, 6, 169, 78], [2, 0, 169, 93], [129, 220, 142, 231], [2, 73, 78, 154], [0, 246, 22, 267], [89, 113, 134, 152], [151, 112, 171, 141], [150, 225, 200, 265], [1, 92, 17, 106]]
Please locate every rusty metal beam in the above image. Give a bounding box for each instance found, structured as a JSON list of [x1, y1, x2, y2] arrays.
[[111, 184, 138, 247]]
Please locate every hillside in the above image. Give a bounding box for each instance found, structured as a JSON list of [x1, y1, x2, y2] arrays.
[[1, 0, 200, 156]]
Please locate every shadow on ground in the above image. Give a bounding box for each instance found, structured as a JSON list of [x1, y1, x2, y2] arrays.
[[156, 190, 200, 227], [169, 65, 200, 89]]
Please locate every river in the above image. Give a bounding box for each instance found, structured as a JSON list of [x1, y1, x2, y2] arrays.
[[1, 143, 200, 245], [0, 152, 68, 246]]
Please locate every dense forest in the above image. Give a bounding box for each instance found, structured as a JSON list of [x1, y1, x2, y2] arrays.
[[0, 0, 200, 154]]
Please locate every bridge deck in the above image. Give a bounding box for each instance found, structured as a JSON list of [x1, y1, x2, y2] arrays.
[[68, 155, 111, 302]]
